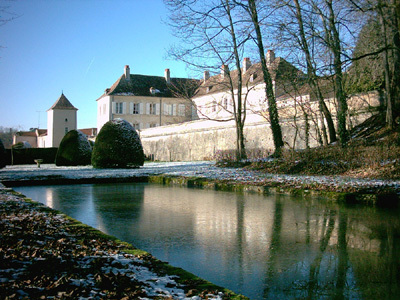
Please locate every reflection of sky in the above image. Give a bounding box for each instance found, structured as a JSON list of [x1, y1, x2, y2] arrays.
[[14, 183, 400, 300]]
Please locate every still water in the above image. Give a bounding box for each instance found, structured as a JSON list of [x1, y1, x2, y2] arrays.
[[15, 183, 400, 299]]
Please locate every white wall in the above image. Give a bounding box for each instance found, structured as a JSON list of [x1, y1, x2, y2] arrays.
[[47, 109, 77, 147], [141, 91, 381, 161], [97, 95, 112, 132]]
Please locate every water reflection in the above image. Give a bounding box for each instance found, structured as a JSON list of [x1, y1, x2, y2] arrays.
[[15, 183, 400, 300]]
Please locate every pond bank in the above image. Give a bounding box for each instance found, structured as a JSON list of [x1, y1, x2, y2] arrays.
[[1, 161, 400, 206], [0, 187, 246, 299]]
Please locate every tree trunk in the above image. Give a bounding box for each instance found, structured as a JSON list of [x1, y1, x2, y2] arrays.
[[379, 0, 395, 129], [391, 0, 400, 122], [293, 0, 337, 144], [326, 0, 349, 146], [226, 0, 247, 161], [247, 0, 284, 155]]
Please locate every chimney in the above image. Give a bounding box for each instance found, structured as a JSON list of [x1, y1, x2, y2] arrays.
[[203, 70, 210, 81], [221, 64, 229, 78], [165, 68, 171, 84], [243, 57, 252, 73], [266, 50, 275, 67], [124, 65, 130, 81]]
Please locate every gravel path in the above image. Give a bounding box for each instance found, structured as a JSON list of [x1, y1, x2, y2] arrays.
[[1, 161, 400, 193]]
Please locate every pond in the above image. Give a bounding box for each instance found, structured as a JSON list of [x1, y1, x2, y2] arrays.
[[15, 183, 400, 300]]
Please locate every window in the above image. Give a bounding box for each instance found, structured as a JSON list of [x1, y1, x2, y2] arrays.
[[178, 104, 185, 116], [132, 103, 140, 114], [65, 118, 68, 122], [103, 104, 106, 115], [149, 123, 158, 128], [223, 98, 228, 109], [149, 103, 157, 115], [164, 104, 172, 115], [65, 127, 69, 134], [132, 123, 140, 130], [116, 102, 123, 114]]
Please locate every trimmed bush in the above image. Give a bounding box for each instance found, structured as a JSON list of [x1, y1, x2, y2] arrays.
[[0, 139, 6, 168], [55, 130, 92, 166], [7, 148, 58, 165], [91, 119, 144, 168], [12, 141, 32, 149]]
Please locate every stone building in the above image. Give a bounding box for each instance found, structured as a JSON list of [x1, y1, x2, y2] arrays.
[[96, 65, 198, 132]]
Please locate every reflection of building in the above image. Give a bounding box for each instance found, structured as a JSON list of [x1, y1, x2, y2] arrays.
[[96, 65, 198, 131], [13, 93, 96, 148]]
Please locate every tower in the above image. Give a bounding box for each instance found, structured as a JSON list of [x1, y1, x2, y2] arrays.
[[47, 93, 78, 147]]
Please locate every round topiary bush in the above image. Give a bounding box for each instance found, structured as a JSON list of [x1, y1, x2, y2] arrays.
[[0, 139, 6, 169], [55, 130, 92, 166], [91, 119, 144, 168]]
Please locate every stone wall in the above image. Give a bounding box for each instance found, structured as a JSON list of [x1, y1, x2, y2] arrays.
[[140, 91, 381, 161]]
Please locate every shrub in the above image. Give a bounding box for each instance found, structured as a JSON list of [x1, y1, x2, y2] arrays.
[[12, 141, 32, 149], [0, 139, 6, 169], [55, 130, 92, 166], [91, 119, 144, 168]]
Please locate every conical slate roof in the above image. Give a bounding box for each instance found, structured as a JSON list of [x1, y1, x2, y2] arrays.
[[48, 93, 78, 111]]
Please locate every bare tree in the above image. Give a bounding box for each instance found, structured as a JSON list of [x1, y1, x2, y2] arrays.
[[289, 0, 337, 144], [0, 3, 19, 55], [0, 3, 18, 27], [241, 0, 284, 156], [164, 0, 250, 160], [346, 0, 400, 129], [311, 0, 350, 146], [377, 0, 400, 128]]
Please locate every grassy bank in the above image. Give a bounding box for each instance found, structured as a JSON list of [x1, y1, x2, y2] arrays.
[[219, 114, 400, 180]]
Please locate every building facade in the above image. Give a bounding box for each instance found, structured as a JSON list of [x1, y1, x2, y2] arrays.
[[96, 65, 198, 132]]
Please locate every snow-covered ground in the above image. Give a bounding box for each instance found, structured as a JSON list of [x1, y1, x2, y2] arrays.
[[1, 161, 400, 193]]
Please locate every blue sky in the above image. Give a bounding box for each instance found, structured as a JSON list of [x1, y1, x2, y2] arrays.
[[0, 0, 189, 130]]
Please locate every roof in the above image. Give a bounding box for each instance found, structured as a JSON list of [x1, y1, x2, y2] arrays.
[[15, 131, 37, 137], [48, 93, 78, 111], [37, 129, 47, 137], [80, 128, 97, 136], [100, 73, 199, 99], [196, 57, 304, 97], [14, 129, 48, 138]]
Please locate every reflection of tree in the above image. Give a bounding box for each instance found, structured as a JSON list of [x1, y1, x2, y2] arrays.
[[335, 211, 348, 299], [378, 224, 400, 298], [307, 209, 336, 298], [235, 194, 246, 288], [263, 196, 283, 297]]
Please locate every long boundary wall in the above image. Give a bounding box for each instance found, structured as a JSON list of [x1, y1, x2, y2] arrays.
[[140, 92, 381, 161]]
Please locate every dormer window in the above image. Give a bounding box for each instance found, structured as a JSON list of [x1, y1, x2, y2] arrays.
[[150, 87, 161, 95], [250, 73, 257, 82], [206, 86, 213, 93]]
